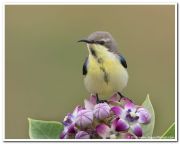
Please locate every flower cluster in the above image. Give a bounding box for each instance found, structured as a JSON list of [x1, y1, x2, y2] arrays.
[[60, 94, 151, 139]]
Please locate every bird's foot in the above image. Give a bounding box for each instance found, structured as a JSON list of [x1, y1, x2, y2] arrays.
[[96, 94, 108, 104], [117, 92, 133, 103], [97, 99, 108, 104]]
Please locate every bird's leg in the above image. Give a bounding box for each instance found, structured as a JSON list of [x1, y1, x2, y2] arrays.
[[117, 92, 133, 103], [96, 93, 100, 103], [96, 93, 107, 104]]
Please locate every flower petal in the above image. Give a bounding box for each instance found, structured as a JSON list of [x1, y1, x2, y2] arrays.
[[96, 124, 110, 139], [75, 131, 90, 139], [112, 118, 129, 132], [63, 113, 73, 126], [121, 97, 133, 104], [67, 124, 76, 133], [131, 123, 143, 137], [60, 126, 69, 139], [136, 108, 151, 124], [84, 95, 97, 110], [111, 106, 123, 116], [124, 102, 136, 112], [60, 131, 66, 139], [89, 94, 97, 105], [121, 133, 136, 139], [84, 99, 94, 110], [108, 93, 120, 102], [72, 106, 83, 118]]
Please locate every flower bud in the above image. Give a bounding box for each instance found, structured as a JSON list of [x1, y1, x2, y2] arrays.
[[96, 124, 110, 139], [75, 131, 90, 139], [94, 103, 110, 120], [75, 109, 93, 128], [136, 108, 151, 124]]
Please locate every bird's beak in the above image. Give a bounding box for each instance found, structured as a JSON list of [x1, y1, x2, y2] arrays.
[[77, 39, 93, 43]]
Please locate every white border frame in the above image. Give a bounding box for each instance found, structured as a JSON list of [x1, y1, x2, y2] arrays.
[[2, 2, 178, 142]]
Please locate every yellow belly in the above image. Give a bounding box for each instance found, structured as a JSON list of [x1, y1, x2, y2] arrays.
[[84, 55, 128, 97]]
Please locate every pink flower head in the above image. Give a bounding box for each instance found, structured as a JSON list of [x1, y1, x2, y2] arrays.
[[75, 109, 93, 128], [94, 103, 111, 120], [60, 94, 152, 139]]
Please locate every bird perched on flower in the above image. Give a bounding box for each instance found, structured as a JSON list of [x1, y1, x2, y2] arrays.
[[78, 31, 128, 102]]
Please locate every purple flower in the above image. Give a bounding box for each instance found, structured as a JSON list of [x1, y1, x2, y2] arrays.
[[111, 102, 151, 138], [60, 94, 152, 139], [75, 109, 93, 128], [124, 102, 139, 122], [60, 106, 83, 139], [75, 131, 90, 139], [94, 103, 111, 120], [60, 124, 76, 139], [84, 95, 111, 120], [96, 124, 110, 139], [63, 106, 83, 125], [111, 106, 123, 116], [111, 117, 129, 132], [62, 113, 73, 126], [111, 102, 151, 124], [136, 107, 151, 124]]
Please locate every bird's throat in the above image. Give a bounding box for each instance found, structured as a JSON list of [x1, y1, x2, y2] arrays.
[[88, 44, 110, 63], [88, 44, 112, 84]]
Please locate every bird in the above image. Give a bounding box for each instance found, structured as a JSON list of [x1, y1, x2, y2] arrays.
[[78, 31, 128, 103]]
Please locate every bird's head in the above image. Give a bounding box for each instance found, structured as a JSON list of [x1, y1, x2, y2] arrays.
[[78, 31, 119, 54]]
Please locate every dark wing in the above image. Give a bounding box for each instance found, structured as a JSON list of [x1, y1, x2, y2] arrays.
[[83, 57, 88, 75], [119, 54, 127, 68]]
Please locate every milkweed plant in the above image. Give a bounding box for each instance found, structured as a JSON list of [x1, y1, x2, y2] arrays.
[[28, 94, 175, 139]]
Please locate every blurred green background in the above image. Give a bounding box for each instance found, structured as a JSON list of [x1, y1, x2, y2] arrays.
[[5, 5, 175, 139]]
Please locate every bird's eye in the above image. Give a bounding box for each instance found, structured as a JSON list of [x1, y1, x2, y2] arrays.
[[97, 40, 105, 45]]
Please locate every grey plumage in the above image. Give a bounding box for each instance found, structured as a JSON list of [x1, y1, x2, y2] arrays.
[[87, 31, 119, 54]]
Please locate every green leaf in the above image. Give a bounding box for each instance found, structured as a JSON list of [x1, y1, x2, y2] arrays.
[[161, 122, 175, 139], [28, 118, 64, 139], [141, 94, 155, 138]]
